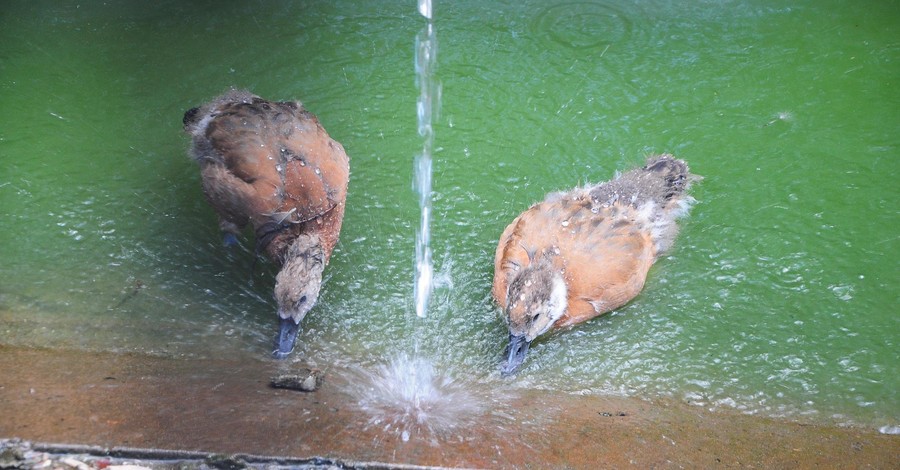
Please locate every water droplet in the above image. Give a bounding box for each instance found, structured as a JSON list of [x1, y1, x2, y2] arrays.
[[829, 284, 853, 301], [417, 0, 432, 19]]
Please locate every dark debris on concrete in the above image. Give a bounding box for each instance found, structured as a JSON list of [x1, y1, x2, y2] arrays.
[[0, 439, 473, 470]]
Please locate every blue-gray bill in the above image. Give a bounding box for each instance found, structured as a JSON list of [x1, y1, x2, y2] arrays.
[[500, 334, 531, 376], [273, 317, 301, 359]]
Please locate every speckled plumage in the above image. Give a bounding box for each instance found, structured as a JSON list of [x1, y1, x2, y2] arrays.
[[494, 154, 698, 374], [184, 90, 349, 358]]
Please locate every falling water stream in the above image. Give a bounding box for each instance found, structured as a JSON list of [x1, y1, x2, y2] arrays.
[[413, 0, 438, 320], [350, 0, 480, 444], [404, 0, 441, 441]]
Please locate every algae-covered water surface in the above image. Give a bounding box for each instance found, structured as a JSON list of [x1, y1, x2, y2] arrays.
[[1, 0, 897, 433]]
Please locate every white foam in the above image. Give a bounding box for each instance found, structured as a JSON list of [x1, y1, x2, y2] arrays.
[[349, 353, 489, 442], [878, 425, 900, 435]]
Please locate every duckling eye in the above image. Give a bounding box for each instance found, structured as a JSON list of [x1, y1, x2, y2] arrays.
[[297, 295, 307, 305]]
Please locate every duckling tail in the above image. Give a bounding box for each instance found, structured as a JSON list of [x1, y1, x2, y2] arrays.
[[641, 154, 694, 202], [590, 154, 699, 254], [590, 154, 697, 209]]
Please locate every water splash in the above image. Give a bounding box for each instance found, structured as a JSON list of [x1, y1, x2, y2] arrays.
[[413, 3, 440, 319], [350, 353, 487, 443]]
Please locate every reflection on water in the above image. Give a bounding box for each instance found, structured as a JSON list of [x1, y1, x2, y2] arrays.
[[0, 0, 898, 433]]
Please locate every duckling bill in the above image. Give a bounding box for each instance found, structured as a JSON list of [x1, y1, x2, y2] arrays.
[[493, 155, 698, 375], [184, 90, 349, 358]]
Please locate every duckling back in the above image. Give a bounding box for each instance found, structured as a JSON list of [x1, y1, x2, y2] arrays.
[[588, 154, 697, 255], [183, 90, 350, 264]]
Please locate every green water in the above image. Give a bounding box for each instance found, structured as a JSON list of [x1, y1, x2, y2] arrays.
[[1, 0, 897, 430]]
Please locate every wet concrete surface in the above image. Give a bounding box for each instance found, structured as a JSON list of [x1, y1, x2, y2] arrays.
[[1, 345, 897, 469]]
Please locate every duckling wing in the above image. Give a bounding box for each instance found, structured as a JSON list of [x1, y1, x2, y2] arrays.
[[200, 100, 349, 231], [275, 108, 350, 224], [555, 202, 656, 326]]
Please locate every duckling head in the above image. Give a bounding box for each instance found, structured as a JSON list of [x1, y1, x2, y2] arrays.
[[272, 234, 325, 359], [501, 258, 567, 375]]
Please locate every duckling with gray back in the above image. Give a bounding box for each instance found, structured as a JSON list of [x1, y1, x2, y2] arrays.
[[184, 90, 350, 359], [493, 155, 698, 375]]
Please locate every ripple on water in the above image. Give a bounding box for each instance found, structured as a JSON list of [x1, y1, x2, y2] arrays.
[[530, 1, 632, 51]]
